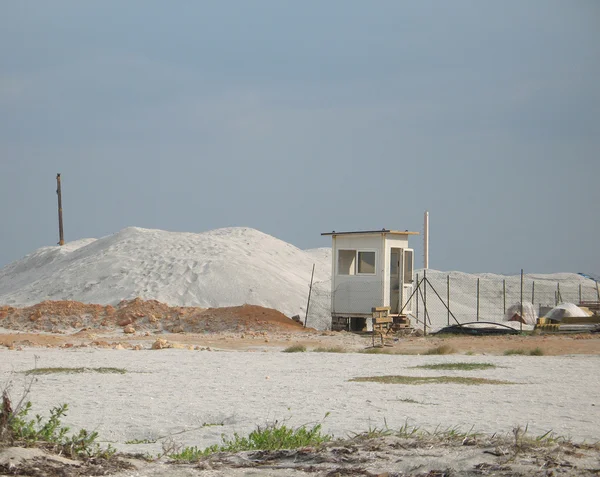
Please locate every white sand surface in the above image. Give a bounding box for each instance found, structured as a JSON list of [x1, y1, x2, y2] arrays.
[[1, 348, 598, 459]]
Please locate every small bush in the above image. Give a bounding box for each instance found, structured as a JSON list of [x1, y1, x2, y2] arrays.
[[282, 345, 307, 353], [423, 345, 455, 355], [529, 347, 544, 356], [1, 391, 113, 458]]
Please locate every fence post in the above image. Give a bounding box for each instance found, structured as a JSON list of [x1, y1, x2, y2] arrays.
[[557, 282, 561, 304], [503, 279, 506, 314], [532, 281, 535, 308], [597, 281, 600, 301], [447, 274, 450, 326], [520, 269, 524, 332], [476, 278, 480, 322], [579, 283, 582, 304]]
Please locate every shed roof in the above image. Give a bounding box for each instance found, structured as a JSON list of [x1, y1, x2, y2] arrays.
[[321, 229, 419, 236]]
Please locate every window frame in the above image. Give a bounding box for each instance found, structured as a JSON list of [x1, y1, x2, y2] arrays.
[[336, 249, 377, 276]]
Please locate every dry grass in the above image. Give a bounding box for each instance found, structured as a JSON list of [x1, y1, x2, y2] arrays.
[[349, 375, 515, 385], [412, 363, 497, 371], [312, 346, 347, 353]]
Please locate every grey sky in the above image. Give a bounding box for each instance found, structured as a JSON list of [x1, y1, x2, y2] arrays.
[[1, 1, 598, 274]]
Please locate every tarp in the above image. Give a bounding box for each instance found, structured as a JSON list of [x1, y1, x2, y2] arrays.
[[545, 303, 590, 321], [504, 302, 538, 325]]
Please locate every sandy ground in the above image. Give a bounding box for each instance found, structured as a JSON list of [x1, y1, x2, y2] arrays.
[[1, 336, 600, 476]]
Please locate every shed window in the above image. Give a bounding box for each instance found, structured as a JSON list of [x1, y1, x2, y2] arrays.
[[338, 250, 356, 275], [337, 250, 376, 275], [357, 251, 376, 274]]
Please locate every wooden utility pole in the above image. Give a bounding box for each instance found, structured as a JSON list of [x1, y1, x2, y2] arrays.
[[56, 173, 65, 246]]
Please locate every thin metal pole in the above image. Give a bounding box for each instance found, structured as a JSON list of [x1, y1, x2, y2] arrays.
[[447, 274, 450, 326], [304, 264, 315, 328], [476, 278, 480, 321], [578, 283, 582, 304], [532, 281, 535, 308], [423, 269, 427, 335], [557, 283, 561, 304], [596, 281, 600, 301], [56, 173, 65, 246], [503, 279, 506, 314], [520, 269, 524, 332]]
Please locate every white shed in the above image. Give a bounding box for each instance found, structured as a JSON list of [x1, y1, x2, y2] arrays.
[[321, 229, 418, 331]]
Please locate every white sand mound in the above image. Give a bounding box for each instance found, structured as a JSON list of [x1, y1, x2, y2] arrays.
[[545, 303, 591, 321], [0, 227, 330, 319]]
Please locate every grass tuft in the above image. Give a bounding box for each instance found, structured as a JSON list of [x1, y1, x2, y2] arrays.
[[423, 345, 456, 355], [503, 349, 526, 356], [504, 348, 544, 356], [412, 363, 497, 371], [24, 367, 126, 375], [349, 375, 514, 385], [359, 347, 395, 354], [282, 345, 307, 353]]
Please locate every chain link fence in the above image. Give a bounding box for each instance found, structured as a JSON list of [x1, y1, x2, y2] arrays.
[[305, 271, 600, 332]]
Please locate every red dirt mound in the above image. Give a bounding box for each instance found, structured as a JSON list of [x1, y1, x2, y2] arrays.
[[0, 299, 306, 334]]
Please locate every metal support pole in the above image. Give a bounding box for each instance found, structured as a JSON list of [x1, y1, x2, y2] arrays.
[[476, 278, 480, 321], [557, 283, 561, 304], [56, 173, 65, 246], [532, 281, 535, 308], [578, 283, 582, 304], [596, 281, 600, 301], [304, 264, 315, 328], [520, 269, 524, 332], [447, 275, 450, 326]]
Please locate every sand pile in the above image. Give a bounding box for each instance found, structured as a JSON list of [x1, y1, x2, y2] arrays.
[[0, 227, 330, 322], [0, 299, 306, 334]]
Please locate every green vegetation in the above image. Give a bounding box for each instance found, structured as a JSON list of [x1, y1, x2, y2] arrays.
[[170, 422, 332, 461], [24, 367, 126, 375], [412, 363, 497, 371], [0, 393, 114, 458], [312, 346, 347, 353], [349, 375, 514, 385], [423, 345, 456, 355], [282, 344, 307, 353], [504, 348, 544, 356], [125, 437, 156, 445]]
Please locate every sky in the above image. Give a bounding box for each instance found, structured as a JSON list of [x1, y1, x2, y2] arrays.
[[1, 1, 599, 274]]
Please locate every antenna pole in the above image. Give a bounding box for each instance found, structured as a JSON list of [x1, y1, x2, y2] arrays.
[[56, 173, 65, 246]]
